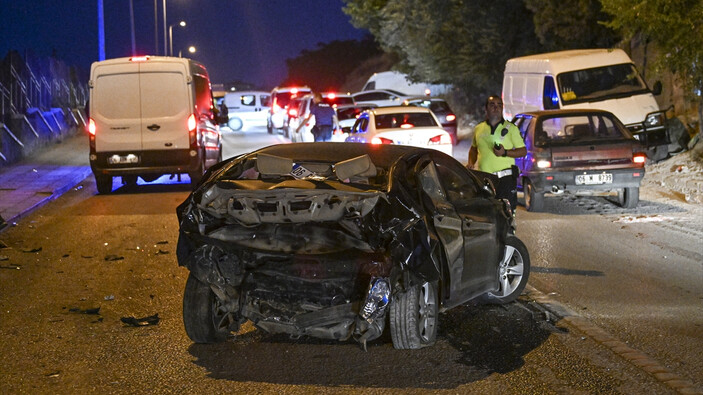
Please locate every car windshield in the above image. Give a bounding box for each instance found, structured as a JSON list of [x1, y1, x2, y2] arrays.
[[557, 63, 649, 104], [536, 114, 631, 144], [375, 112, 438, 129]]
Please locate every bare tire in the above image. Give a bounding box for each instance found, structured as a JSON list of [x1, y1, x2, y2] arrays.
[[484, 235, 530, 304], [182, 273, 229, 343], [95, 174, 113, 194], [618, 187, 639, 208], [390, 281, 438, 349], [524, 179, 544, 212]]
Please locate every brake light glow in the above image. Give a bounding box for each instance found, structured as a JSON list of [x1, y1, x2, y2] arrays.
[[87, 118, 96, 135], [130, 56, 149, 62], [446, 114, 456, 122], [537, 160, 552, 168], [187, 113, 197, 132], [327, 92, 336, 100], [428, 134, 451, 145], [288, 108, 298, 117], [371, 137, 393, 145], [633, 153, 646, 164], [400, 123, 414, 129], [291, 88, 299, 95]]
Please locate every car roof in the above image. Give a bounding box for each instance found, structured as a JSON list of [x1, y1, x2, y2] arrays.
[[516, 109, 616, 118], [353, 89, 409, 97], [370, 106, 432, 115]]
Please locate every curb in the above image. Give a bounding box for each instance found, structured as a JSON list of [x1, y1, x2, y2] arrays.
[[524, 285, 701, 394]]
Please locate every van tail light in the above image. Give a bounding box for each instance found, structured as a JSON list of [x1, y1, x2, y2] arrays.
[[129, 56, 149, 62], [445, 114, 456, 122], [288, 108, 298, 117], [187, 114, 197, 132], [87, 118, 96, 136], [633, 153, 646, 165], [371, 137, 393, 145], [428, 134, 451, 145]]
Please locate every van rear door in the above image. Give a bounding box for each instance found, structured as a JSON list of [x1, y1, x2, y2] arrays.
[[92, 62, 142, 152], [138, 60, 191, 151]]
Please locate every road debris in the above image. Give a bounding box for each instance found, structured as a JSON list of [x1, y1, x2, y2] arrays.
[[121, 313, 160, 327], [104, 254, 124, 261], [69, 307, 101, 315]]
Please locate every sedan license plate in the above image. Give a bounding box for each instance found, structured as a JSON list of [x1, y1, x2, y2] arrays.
[[107, 154, 139, 165], [575, 173, 613, 185]]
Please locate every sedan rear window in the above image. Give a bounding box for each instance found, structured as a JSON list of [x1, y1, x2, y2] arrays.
[[375, 113, 438, 129], [537, 114, 630, 144]]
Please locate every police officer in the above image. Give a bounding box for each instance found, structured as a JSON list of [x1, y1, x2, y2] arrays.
[[300, 92, 336, 141], [467, 95, 527, 212]]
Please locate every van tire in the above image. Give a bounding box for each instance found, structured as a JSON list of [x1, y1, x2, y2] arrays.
[[618, 187, 639, 208], [189, 151, 205, 187], [228, 117, 243, 131], [95, 174, 113, 194], [524, 179, 543, 212]]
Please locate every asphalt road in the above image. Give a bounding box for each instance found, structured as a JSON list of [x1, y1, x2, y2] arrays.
[[0, 127, 700, 393]]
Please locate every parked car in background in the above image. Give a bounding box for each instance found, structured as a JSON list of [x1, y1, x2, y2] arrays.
[[287, 94, 316, 142], [403, 97, 458, 145], [511, 109, 646, 211], [320, 92, 354, 107], [176, 143, 530, 348], [352, 89, 410, 107], [268, 86, 311, 134], [88, 55, 221, 192], [345, 106, 453, 156], [332, 103, 377, 142], [223, 90, 270, 131]]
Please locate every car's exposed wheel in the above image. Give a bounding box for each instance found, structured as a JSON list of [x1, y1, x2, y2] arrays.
[[618, 187, 639, 208], [95, 174, 113, 194], [484, 235, 530, 304], [228, 117, 243, 131], [182, 273, 230, 343], [390, 280, 438, 349], [524, 178, 544, 212]]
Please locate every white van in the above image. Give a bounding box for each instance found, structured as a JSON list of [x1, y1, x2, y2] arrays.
[[223, 90, 271, 131], [362, 71, 449, 96], [88, 56, 221, 193], [502, 49, 667, 152]]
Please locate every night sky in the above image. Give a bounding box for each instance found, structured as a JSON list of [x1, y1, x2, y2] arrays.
[[1, 0, 368, 89]]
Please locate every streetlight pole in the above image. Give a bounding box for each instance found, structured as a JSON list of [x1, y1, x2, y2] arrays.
[[154, 0, 159, 55], [162, 0, 167, 56], [169, 21, 186, 57]]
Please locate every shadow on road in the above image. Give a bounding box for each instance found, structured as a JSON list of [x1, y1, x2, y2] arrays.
[[187, 302, 559, 389]]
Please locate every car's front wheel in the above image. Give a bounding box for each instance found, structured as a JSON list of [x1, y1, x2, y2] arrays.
[[484, 235, 530, 304], [390, 280, 438, 349], [182, 273, 230, 343]]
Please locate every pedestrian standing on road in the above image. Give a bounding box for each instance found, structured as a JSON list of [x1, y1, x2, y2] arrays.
[[299, 93, 336, 142], [467, 95, 527, 213]]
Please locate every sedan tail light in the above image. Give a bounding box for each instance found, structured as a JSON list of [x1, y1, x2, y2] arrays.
[[371, 137, 393, 145], [428, 134, 451, 145], [633, 153, 646, 164], [445, 114, 456, 122]]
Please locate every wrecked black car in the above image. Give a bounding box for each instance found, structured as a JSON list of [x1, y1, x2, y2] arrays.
[[176, 143, 530, 349]]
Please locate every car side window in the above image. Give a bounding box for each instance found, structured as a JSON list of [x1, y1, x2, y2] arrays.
[[260, 95, 271, 107], [240, 95, 256, 107], [193, 74, 213, 116], [517, 116, 532, 140], [434, 159, 480, 204], [351, 115, 369, 134]]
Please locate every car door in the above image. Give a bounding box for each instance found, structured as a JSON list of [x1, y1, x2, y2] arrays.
[[431, 156, 501, 307]]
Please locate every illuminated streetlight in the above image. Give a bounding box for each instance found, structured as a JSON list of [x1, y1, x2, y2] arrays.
[[169, 20, 186, 56], [179, 46, 196, 58]]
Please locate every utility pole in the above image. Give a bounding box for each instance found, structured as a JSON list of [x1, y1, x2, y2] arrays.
[[98, 0, 105, 60], [129, 0, 136, 56]]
